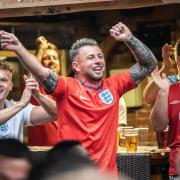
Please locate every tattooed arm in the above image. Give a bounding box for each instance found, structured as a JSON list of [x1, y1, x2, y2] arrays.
[[0, 30, 58, 93], [110, 22, 157, 84], [127, 35, 157, 84]]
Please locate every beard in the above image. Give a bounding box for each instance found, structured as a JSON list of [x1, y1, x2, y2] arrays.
[[86, 71, 103, 82]]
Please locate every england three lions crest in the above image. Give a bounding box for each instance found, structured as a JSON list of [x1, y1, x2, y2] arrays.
[[99, 89, 113, 104], [0, 122, 9, 133]]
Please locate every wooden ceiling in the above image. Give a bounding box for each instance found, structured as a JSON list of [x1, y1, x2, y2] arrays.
[[0, 0, 179, 19]]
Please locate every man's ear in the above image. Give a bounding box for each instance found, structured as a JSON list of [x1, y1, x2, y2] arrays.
[[72, 61, 80, 73]]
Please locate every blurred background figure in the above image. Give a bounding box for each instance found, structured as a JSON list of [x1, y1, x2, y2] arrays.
[[29, 157, 117, 180], [29, 140, 96, 180], [27, 36, 60, 146], [117, 97, 127, 151], [45, 167, 121, 180], [29, 140, 132, 180], [35, 36, 60, 73], [0, 138, 32, 180], [176, 152, 180, 179], [143, 42, 178, 105], [143, 41, 180, 179], [150, 40, 180, 179], [118, 97, 127, 127]]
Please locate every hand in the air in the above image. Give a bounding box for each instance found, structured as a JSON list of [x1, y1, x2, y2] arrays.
[[0, 30, 21, 51], [109, 22, 132, 42], [151, 66, 170, 93]]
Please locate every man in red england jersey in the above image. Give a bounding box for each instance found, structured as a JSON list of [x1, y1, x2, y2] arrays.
[[150, 40, 180, 179], [0, 22, 157, 175], [27, 36, 60, 146]]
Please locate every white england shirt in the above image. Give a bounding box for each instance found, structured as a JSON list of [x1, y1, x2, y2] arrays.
[[0, 99, 34, 142]]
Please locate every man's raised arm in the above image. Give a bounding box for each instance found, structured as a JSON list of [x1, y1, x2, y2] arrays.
[[110, 22, 157, 85], [0, 30, 57, 93]]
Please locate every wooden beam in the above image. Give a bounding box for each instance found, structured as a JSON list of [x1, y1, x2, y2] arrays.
[[0, 0, 176, 19], [0, 50, 35, 57], [162, 0, 180, 3], [60, 50, 67, 77]]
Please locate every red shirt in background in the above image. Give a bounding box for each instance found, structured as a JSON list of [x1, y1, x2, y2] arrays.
[[27, 85, 59, 146], [168, 82, 180, 176], [51, 71, 136, 174]]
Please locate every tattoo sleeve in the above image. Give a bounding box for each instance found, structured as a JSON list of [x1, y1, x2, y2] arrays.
[[127, 35, 158, 84], [42, 70, 58, 94]]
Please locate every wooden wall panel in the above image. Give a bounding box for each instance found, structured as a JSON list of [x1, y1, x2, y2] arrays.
[[0, 0, 178, 19]]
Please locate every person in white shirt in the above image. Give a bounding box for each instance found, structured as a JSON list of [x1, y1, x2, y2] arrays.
[[0, 60, 57, 141]]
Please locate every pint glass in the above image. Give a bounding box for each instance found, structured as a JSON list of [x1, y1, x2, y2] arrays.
[[119, 127, 133, 148], [124, 129, 138, 153]]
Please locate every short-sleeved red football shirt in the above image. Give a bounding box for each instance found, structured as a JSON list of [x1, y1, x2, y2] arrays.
[[51, 71, 136, 174]]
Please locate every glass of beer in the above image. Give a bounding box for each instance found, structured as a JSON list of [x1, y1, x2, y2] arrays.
[[124, 128, 138, 153], [119, 134, 126, 148], [119, 127, 133, 149]]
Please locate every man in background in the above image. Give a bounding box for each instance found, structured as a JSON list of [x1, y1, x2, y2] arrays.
[[150, 40, 180, 179], [118, 97, 127, 126], [28, 36, 60, 146]]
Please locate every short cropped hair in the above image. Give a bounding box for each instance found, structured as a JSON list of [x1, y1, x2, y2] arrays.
[[29, 154, 96, 180], [69, 38, 98, 61], [0, 61, 13, 73], [47, 140, 89, 161], [0, 138, 32, 163]]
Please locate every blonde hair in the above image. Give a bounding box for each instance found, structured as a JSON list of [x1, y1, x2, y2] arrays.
[[47, 42, 58, 51], [0, 61, 13, 73], [35, 36, 58, 61]]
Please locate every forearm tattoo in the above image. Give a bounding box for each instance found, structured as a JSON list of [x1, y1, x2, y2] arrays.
[[42, 70, 58, 94], [127, 35, 157, 84]]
